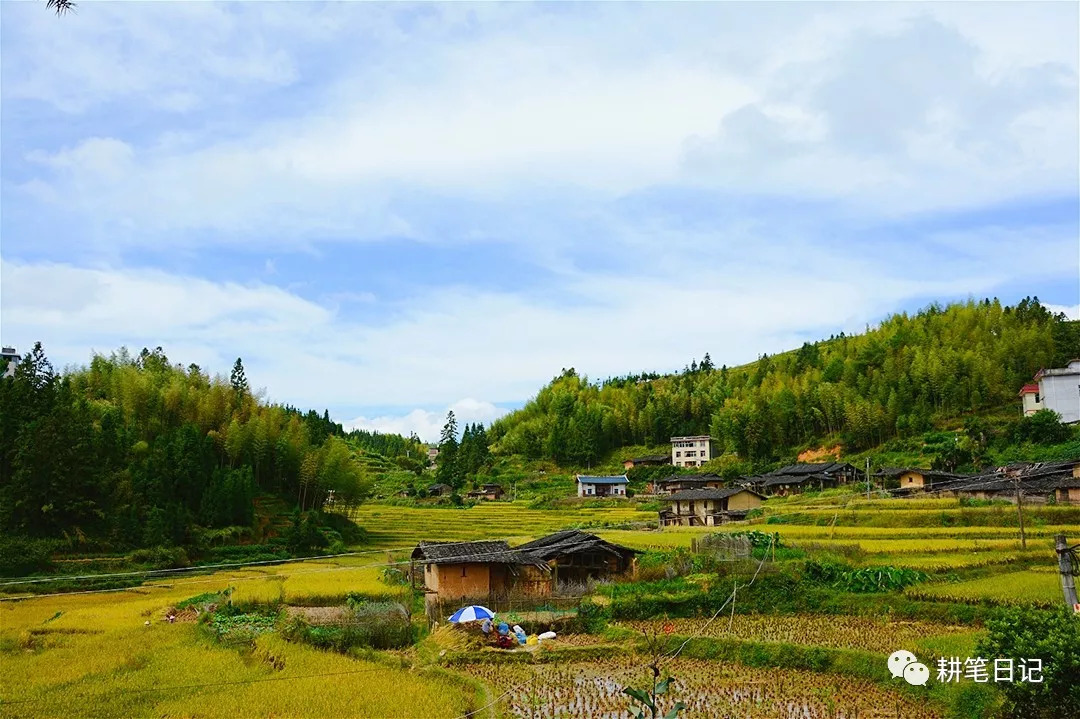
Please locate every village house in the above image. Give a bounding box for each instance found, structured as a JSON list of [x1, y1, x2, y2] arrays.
[[758, 473, 839, 496], [658, 487, 765, 527], [670, 435, 716, 468], [652, 473, 725, 495], [877, 467, 966, 494], [576, 474, 629, 497], [411, 540, 550, 608], [1018, 384, 1042, 416], [411, 532, 639, 607], [427, 483, 453, 497], [515, 530, 639, 587], [1021, 360, 1080, 423], [1, 347, 19, 379], [427, 447, 440, 466], [623, 454, 670, 470], [930, 460, 1080, 504], [465, 483, 504, 501], [749, 462, 863, 496]]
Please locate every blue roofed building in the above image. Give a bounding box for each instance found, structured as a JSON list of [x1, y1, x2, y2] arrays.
[[576, 474, 629, 498]]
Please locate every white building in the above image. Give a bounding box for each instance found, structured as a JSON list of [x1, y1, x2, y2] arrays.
[[670, 435, 716, 468], [1033, 360, 1080, 424], [576, 475, 629, 498], [1, 347, 20, 379], [1018, 384, 1042, 416]]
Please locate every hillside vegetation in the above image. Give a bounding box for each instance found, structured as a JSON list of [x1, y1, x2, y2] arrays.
[[488, 298, 1080, 468], [0, 346, 417, 558]]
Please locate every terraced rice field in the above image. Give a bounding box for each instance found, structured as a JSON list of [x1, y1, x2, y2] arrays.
[[618, 615, 976, 654], [597, 527, 1065, 555], [0, 577, 475, 719], [904, 570, 1064, 607], [461, 658, 941, 719], [348, 502, 655, 548], [228, 557, 405, 605]]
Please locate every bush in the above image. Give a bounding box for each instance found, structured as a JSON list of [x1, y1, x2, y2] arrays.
[[126, 546, 191, 569], [976, 607, 1080, 719], [0, 537, 57, 577], [1012, 409, 1073, 445], [573, 601, 610, 633]]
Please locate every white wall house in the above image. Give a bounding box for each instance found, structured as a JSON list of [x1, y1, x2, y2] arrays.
[[576, 475, 629, 497], [670, 435, 716, 468], [1018, 384, 1043, 416], [1034, 360, 1080, 424], [1, 347, 20, 379]]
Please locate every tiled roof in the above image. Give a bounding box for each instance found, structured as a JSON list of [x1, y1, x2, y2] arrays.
[[576, 475, 629, 484], [411, 540, 547, 568], [664, 487, 764, 501], [515, 530, 639, 559]]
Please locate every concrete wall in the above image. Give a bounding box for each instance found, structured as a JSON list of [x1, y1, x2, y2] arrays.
[[1021, 393, 1042, 416], [671, 437, 715, 468], [1039, 372, 1080, 424]]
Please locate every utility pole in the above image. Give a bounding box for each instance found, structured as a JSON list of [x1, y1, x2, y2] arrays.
[[866, 458, 871, 500], [1055, 534, 1078, 610], [1014, 475, 1027, 550]]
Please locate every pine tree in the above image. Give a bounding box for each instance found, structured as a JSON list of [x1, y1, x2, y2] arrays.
[[230, 358, 249, 397]]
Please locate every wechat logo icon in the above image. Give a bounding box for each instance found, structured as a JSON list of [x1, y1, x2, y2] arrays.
[[889, 650, 930, 686]]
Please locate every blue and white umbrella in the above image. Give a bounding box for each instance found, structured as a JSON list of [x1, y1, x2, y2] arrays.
[[448, 605, 495, 623]]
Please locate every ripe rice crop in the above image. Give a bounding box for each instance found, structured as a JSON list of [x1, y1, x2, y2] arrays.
[[903, 570, 1063, 607], [618, 615, 974, 654], [861, 551, 1031, 570], [460, 657, 942, 718], [1, 587, 472, 719]]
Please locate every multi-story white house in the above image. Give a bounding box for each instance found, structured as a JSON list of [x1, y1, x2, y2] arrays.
[[670, 435, 716, 468], [1, 347, 20, 379], [1022, 360, 1080, 424]]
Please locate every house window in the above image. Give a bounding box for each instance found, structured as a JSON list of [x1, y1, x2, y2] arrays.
[[675, 451, 681, 457]]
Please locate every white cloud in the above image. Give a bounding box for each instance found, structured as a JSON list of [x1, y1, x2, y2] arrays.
[[3, 221, 1073, 421], [9, 4, 1076, 243], [1046, 304, 1080, 321], [343, 399, 510, 443]]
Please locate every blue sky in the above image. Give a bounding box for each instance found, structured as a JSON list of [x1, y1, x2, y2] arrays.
[[1, 2, 1078, 441]]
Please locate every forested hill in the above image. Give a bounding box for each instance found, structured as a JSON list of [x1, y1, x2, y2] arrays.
[[0, 346, 420, 550], [488, 298, 1080, 466]]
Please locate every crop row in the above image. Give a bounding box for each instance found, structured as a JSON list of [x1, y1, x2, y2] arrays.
[[460, 658, 942, 719], [617, 615, 972, 655], [903, 570, 1065, 608]]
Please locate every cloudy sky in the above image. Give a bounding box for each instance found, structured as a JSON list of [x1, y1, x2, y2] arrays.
[[1, 2, 1078, 441]]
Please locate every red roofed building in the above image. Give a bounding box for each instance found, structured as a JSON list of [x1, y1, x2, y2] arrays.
[[1018, 383, 1042, 416]]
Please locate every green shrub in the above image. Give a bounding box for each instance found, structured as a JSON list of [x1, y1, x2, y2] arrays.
[[126, 546, 190, 569], [977, 607, 1080, 719], [0, 536, 57, 577]]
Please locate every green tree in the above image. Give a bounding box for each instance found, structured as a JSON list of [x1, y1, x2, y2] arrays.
[[435, 411, 462, 488]]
